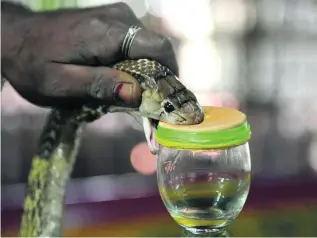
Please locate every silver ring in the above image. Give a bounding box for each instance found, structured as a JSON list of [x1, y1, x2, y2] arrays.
[[121, 25, 142, 59]]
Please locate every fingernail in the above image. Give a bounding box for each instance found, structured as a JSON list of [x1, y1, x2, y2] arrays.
[[114, 82, 135, 105]]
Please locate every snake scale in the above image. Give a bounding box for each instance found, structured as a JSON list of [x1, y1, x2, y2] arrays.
[[2, 59, 204, 237]]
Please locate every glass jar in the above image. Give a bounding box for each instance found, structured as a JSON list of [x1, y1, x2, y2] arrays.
[[155, 106, 251, 236]]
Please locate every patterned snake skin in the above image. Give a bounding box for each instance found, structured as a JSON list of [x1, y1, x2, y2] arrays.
[[2, 59, 204, 237]]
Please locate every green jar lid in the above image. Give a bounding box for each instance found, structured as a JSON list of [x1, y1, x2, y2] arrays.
[[155, 106, 251, 150]]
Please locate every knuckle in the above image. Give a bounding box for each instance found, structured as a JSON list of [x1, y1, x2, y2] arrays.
[[72, 17, 109, 35], [87, 3, 135, 22], [37, 76, 54, 97], [83, 17, 107, 30], [37, 79, 51, 97], [106, 2, 137, 23], [89, 68, 114, 100], [112, 2, 134, 14], [71, 17, 111, 50], [37, 65, 61, 97], [154, 36, 178, 74], [158, 36, 174, 52]]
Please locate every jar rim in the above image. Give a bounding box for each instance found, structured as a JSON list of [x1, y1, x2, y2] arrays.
[[155, 106, 251, 150]]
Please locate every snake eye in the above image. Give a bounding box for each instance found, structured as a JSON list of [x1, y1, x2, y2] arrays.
[[164, 102, 175, 113]]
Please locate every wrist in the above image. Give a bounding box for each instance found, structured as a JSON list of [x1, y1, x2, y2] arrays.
[[1, 2, 35, 66], [1, 1, 34, 19]]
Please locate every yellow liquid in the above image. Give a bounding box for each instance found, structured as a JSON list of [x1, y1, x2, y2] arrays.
[[173, 215, 228, 228]]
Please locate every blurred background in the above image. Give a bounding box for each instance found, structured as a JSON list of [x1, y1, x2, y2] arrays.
[[1, 0, 317, 236]]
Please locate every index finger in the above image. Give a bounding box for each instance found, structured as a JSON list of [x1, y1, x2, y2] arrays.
[[128, 30, 179, 76]]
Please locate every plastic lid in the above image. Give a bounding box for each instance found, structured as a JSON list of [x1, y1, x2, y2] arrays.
[[155, 106, 251, 150]]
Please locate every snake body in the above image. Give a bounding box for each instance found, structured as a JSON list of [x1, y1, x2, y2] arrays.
[[3, 59, 204, 237]]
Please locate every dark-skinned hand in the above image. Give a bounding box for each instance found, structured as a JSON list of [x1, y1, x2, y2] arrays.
[[1, 1, 178, 109]]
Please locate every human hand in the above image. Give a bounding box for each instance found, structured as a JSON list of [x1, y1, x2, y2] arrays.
[[1, 1, 178, 109]]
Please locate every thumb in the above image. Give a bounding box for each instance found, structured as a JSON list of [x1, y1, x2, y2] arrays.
[[88, 66, 141, 107], [40, 64, 141, 108]]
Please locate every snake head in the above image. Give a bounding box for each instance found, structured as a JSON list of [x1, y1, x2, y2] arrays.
[[139, 75, 204, 155], [112, 59, 204, 155], [140, 89, 204, 124]]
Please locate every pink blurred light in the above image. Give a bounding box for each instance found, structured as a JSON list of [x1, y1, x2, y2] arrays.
[[130, 142, 157, 175]]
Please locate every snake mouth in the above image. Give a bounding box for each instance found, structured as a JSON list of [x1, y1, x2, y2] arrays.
[[149, 119, 159, 150]]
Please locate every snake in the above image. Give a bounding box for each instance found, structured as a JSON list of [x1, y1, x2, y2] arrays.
[[2, 59, 204, 237]]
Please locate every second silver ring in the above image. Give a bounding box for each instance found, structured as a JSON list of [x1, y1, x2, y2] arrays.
[[121, 25, 142, 59]]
